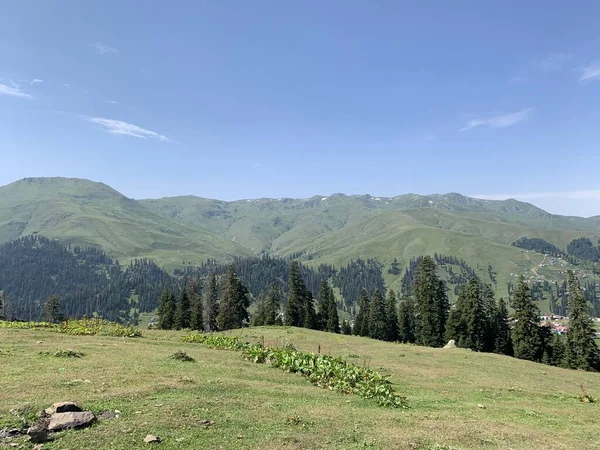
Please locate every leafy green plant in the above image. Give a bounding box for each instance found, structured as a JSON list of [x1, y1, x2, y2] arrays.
[[170, 350, 195, 362], [39, 349, 84, 358], [0, 319, 142, 337], [182, 333, 408, 408]]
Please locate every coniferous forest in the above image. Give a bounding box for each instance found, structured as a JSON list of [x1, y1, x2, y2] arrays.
[[1, 235, 599, 372]]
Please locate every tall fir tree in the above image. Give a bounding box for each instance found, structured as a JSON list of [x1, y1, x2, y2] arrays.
[[398, 296, 416, 343], [252, 293, 267, 326], [202, 273, 219, 331], [174, 290, 191, 330], [385, 290, 400, 342], [43, 295, 62, 323], [494, 298, 513, 356], [316, 280, 331, 330], [353, 288, 371, 336], [188, 277, 203, 331], [303, 290, 318, 330], [285, 261, 304, 327], [264, 283, 282, 326], [511, 276, 542, 362], [0, 292, 5, 320], [368, 289, 388, 340], [482, 284, 498, 352], [326, 288, 340, 333], [157, 289, 176, 330], [217, 265, 250, 331], [563, 271, 600, 371], [445, 279, 486, 351], [413, 256, 449, 347]]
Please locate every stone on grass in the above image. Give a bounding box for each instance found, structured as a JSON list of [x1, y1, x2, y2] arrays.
[[47, 411, 96, 431], [44, 401, 82, 416], [443, 340, 457, 349], [144, 434, 161, 443]]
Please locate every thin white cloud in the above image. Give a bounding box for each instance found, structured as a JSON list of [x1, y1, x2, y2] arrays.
[[459, 108, 533, 132], [579, 62, 600, 82], [0, 83, 34, 99], [30, 79, 44, 84], [251, 163, 262, 166], [509, 53, 571, 82], [91, 42, 119, 55], [536, 53, 571, 72], [63, 83, 71, 88], [85, 116, 169, 141], [472, 190, 600, 201], [104, 100, 119, 104]]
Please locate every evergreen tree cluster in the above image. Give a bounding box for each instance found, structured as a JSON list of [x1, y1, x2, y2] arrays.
[[567, 237, 600, 262], [512, 237, 565, 257], [158, 265, 250, 332], [352, 288, 401, 342], [0, 235, 174, 322]]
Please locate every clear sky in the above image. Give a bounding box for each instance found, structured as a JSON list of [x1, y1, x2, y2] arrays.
[[1, 1, 600, 216]]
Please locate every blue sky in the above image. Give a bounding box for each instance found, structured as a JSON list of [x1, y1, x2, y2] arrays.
[[1, 1, 600, 216]]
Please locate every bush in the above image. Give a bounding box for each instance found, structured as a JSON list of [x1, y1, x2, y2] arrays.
[[40, 349, 84, 358], [0, 319, 142, 337], [169, 350, 195, 362]]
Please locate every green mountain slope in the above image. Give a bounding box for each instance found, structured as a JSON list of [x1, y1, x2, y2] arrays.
[[140, 193, 600, 290], [0, 178, 252, 266]]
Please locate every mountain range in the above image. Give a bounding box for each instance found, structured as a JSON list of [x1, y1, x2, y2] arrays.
[[1, 177, 599, 297]]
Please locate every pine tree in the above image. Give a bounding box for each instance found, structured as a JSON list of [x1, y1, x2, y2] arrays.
[[341, 319, 352, 335], [317, 280, 331, 330], [203, 273, 219, 331], [413, 256, 449, 347], [563, 271, 600, 371], [217, 265, 249, 331], [449, 279, 486, 351], [285, 261, 304, 327], [368, 289, 388, 340], [303, 291, 318, 330], [326, 289, 340, 333], [264, 283, 282, 325], [43, 295, 62, 323], [511, 277, 542, 362], [174, 290, 191, 330], [494, 298, 513, 355], [188, 278, 203, 331], [385, 290, 399, 341], [482, 284, 498, 352], [398, 296, 415, 343], [353, 288, 371, 336], [252, 294, 267, 326], [157, 289, 176, 330]]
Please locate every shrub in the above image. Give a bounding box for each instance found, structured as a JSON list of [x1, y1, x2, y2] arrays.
[[39, 349, 84, 358], [169, 350, 195, 362]]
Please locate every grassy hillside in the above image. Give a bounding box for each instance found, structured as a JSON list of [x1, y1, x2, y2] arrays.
[[1, 326, 598, 449], [141, 193, 600, 298], [0, 178, 252, 266]]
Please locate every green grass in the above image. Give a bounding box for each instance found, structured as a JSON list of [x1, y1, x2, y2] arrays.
[[1, 326, 599, 449]]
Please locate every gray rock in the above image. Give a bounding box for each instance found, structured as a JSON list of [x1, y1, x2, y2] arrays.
[[144, 434, 161, 443], [44, 401, 82, 416], [0, 428, 22, 439], [47, 411, 96, 431]]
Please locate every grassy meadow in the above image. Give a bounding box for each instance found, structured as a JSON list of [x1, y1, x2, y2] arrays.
[[1, 326, 599, 449]]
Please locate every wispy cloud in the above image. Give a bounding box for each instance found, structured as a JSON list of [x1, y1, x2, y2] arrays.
[[0, 83, 34, 99], [459, 108, 533, 132], [30, 78, 44, 84], [91, 42, 119, 55], [537, 53, 571, 72], [509, 53, 571, 82], [104, 100, 119, 104], [472, 190, 600, 201], [251, 163, 262, 167], [63, 83, 71, 88], [579, 62, 600, 83], [84, 116, 169, 141]]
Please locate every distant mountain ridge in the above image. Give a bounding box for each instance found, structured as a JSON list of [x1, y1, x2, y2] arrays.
[[1, 177, 599, 299]]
